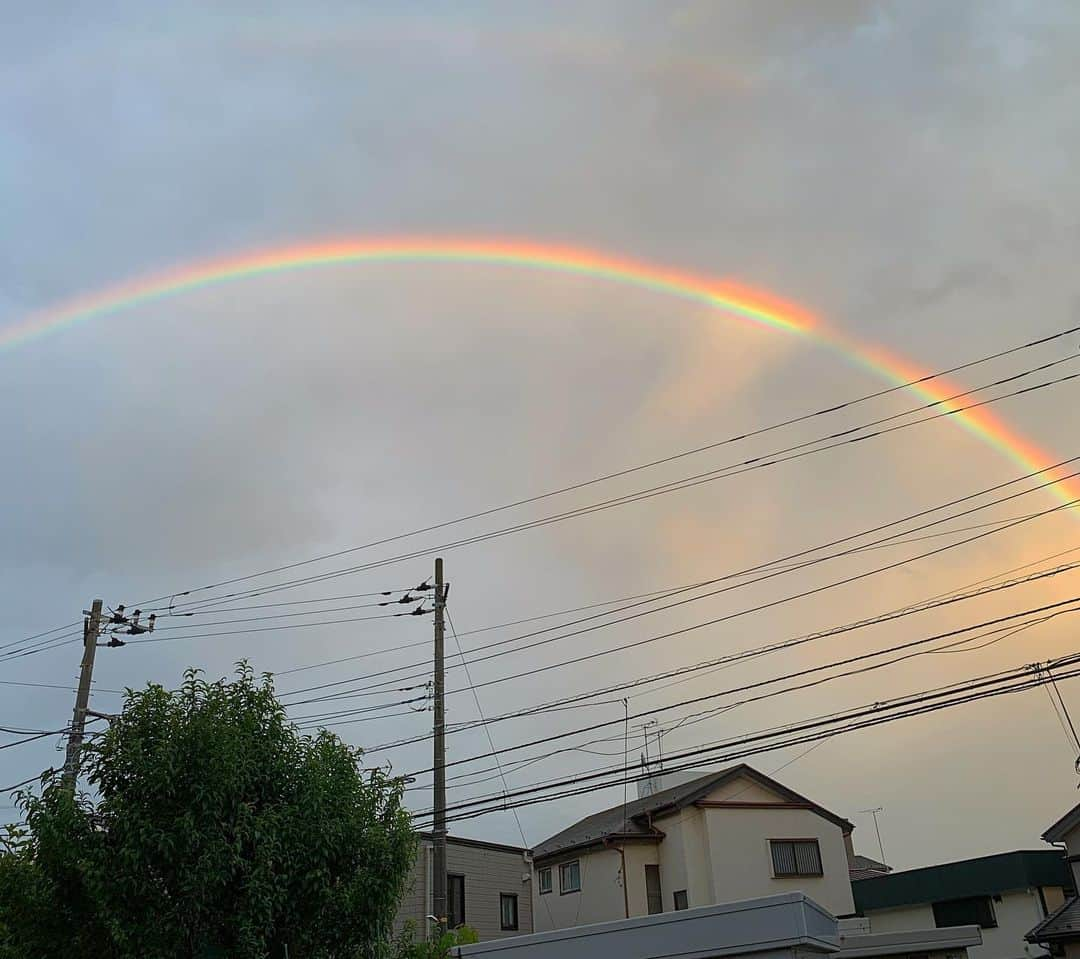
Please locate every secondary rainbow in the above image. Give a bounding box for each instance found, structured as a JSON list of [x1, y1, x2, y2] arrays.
[[3, 236, 1075, 509]]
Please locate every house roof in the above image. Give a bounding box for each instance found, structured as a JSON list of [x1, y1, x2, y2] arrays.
[[417, 832, 527, 856], [1043, 800, 1080, 843], [531, 764, 854, 861], [1028, 894, 1080, 943], [849, 854, 891, 882], [853, 850, 1069, 913]]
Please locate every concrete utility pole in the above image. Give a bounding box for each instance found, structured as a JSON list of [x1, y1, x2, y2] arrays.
[[61, 600, 154, 793], [62, 599, 104, 791], [432, 557, 448, 930]]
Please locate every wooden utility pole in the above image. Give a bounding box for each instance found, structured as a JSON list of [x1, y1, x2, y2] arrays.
[[432, 557, 448, 930], [62, 599, 103, 791]]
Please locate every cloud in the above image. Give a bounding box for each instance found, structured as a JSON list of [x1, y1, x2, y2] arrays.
[[2, 0, 1080, 862]]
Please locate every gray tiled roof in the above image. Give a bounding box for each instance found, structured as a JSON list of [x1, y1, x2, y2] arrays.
[[531, 763, 853, 861], [1043, 800, 1080, 843], [1028, 895, 1080, 942], [849, 854, 891, 881]]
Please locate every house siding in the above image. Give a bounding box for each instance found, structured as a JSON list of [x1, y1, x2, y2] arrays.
[[397, 839, 532, 942]]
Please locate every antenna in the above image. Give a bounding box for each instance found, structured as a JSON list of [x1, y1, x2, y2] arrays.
[[858, 807, 887, 864]]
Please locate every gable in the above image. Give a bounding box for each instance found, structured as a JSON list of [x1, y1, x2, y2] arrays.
[[701, 772, 788, 804]]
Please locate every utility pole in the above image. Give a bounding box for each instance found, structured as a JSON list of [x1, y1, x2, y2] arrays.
[[62, 600, 103, 791], [432, 557, 448, 931], [62, 600, 153, 793]]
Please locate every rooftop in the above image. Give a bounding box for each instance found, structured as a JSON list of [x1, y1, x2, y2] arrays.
[[853, 850, 1069, 913], [532, 764, 854, 861]]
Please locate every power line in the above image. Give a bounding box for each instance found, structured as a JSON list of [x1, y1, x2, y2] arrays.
[[116, 355, 1080, 621], [424, 615, 1057, 796], [398, 595, 1080, 779], [269, 509, 1043, 683], [411, 656, 1080, 825], [295, 482, 1079, 710], [369, 562, 1080, 752], [126, 326, 1080, 612]]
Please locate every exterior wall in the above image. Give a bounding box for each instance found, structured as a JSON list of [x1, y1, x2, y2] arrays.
[[698, 803, 856, 917], [397, 839, 532, 942], [624, 843, 661, 918], [533, 847, 625, 932], [1060, 823, 1080, 890], [864, 889, 1054, 959]]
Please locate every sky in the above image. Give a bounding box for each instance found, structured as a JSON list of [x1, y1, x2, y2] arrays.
[[2, 1, 1080, 873]]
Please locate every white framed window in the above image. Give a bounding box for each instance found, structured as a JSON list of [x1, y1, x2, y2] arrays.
[[769, 839, 823, 877], [559, 859, 581, 894], [538, 867, 552, 895]]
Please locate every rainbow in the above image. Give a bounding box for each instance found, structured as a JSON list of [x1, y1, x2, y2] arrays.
[[2, 236, 1076, 508]]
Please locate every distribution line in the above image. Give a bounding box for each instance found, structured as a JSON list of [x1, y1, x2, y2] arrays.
[[125, 327, 1080, 613], [271, 509, 1041, 682], [291, 477, 1080, 708], [140, 360, 1080, 611], [411, 656, 1080, 825], [430, 615, 1060, 798], [398, 595, 1080, 778], [374, 560, 1080, 751], [415, 608, 1065, 794]]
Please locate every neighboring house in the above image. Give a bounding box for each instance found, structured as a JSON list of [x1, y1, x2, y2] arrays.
[[396, 833, 533, 942], [454, 892, 982, 959], [850, 855, 891, 882], [1027, 800, 1080, 956], [530, 764, 858, 932], [853, 850, 1069, 959]]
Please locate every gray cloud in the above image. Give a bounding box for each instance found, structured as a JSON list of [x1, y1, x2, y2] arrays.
[[2, 1, 1080, 865]]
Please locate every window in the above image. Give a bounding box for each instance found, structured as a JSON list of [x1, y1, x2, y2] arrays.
[[537, 867, 552, 895], [447, 874, 466, 928], [559, 860, 581, 894], [645, 864, 663, 915], [933, 896, 997, 929], [500, 893, 519, 931], [673, 890, 689, 911], [770, 839, 823, 877]]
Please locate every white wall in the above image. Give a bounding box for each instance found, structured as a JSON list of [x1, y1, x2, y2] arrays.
[[699, 805, 855, 917], [533, 847, 626, 932], [1060, 822, 1080, 890], [865, 890, 1051, 959]]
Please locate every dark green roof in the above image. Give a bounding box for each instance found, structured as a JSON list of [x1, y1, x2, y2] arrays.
[[854, 850, 1069, 912]]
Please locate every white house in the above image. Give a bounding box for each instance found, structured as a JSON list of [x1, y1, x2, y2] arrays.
[[1027, 801, 1080, 956], [530, 764, 858, 931], [853, 850, 1069, 959]]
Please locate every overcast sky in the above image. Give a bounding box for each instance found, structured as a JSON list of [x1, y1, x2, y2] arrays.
[[3, 1, 1080, 872]]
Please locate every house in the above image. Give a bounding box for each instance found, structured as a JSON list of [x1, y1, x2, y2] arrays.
[[853, 849, 1070, 959], [1027, 800, 1080, 956], [530, 764, 858, 931], [453, 891, 983, 959], [396, 833, 533, 942]]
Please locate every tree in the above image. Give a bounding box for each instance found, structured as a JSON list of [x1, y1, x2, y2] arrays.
[[0, 664, 417, 959]]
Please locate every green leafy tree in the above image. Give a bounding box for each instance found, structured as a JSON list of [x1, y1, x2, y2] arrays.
[[0, 664, 417, 959]]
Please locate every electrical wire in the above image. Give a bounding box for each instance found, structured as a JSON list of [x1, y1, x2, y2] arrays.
[[399, 595, 1080, 780], [298, 485, 1080, 713], [411, 656, 1080, 825], [127, 326, 1080, 612]]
